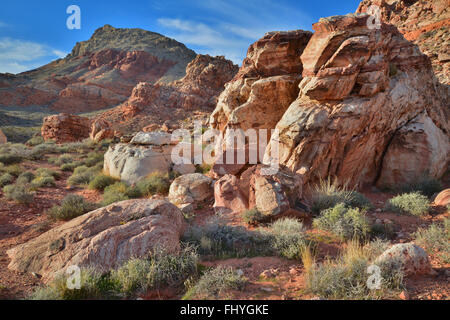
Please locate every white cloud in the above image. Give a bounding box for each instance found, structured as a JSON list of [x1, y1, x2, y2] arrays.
[[0, 21, 6, 28], [0, 38, 66, 74], [156, 0, 312, 64]]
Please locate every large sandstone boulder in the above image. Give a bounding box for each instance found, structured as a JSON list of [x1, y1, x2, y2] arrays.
[[90, 119, 115, 142], [7, 199, 186, 281], [213, 164, 303, 218], [210, 30, 312, 134], [41, 113, 91, 143], [261, 14, 449, 189], [0, 129, 6, 144], [168, 173, 214, 206], [434, 188, 450, 207], [375, 243, 432, 276], [103, 132, 175, 185]]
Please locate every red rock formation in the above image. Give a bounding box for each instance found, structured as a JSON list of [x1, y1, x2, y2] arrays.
[[0, 129, 7, 144], [357, 0, 450, 84], [0, 25, 197, 112], [212, 15, 449, 190], [90, 119, 115, 142], [96, 54, 238, 133], [41, 113, 91, 143]]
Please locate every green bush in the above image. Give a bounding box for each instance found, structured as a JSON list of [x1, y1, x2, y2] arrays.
[[35, 168, 59, 178], [16, 171, 35, 184], [136, 172, 171, 196], [414, 218, 449, 263], [304, 241, 403, 299], [48, 154, 73, 166], [83, 152, 104, 167], [29, 268, 113, 300], [311, 178, 372, 215], [270, 218, 309, 260], [26, 135, 44, 147], [384, 192, 430, 216], [0, 154, 23, 165], [0, 173, 14, 187], [313, 203, 370, 240], [48, 195, 97, 221], [242, 208, 263, 225], [184, 266, 246, 300], [68, 165, 100, 186], [101, 182, 142, 206], [183, 218, 272, 258], [31, 176, 56, 188], [3, 183, 34, 204], [1, 164, 23, 177], [112, 246, 199, 296], [399, 176, 442, 198], [88, 174, 118, 191]]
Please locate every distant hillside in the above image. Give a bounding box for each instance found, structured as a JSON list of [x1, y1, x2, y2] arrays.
[[0, 25, 197, 113]]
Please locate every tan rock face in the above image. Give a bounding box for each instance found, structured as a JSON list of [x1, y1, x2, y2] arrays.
[[263, 14, 449, 189], [434, 188, 450, 207], [96, 54, 238, 134], [357, 0, 450, 84], [90, 119, 115, 142], [210, 30, 312, 133], [41, 113, 91, 143], [213, 164, 303, 218], [168, 173, 214, 206], [0, 129, 7, 144], [7, 199, 186, 281]]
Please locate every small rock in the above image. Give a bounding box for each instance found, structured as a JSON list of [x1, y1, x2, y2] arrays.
[[399, 291, 409, 300], [261, 287, 274, 293], [236, 269, 244, 276]]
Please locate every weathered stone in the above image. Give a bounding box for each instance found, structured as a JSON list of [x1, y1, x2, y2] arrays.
[[168, 173, 214, 206], [7, 199, 186, 281], [434, 189, 450, 207], [213, 174, 248, 215], [375, 243, 432, 276], [41, 113, 91, 143], [90, 119, 114, 142]]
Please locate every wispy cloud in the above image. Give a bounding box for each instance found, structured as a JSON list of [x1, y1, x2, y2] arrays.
[[0, 21, 7, 28], [0, 38, 65, 74], [156, 0, 312, 64]]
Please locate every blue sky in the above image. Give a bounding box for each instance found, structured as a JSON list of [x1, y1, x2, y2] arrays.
[[0, 0, 361, 74]]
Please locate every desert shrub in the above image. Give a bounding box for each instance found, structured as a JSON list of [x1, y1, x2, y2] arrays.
[[399, 176, 442, 198], [26, 135, 44, 147], [136, 172, 171, 196], [68, 165, 100, 186], [28, 142, 59, 159], [183, 218, 272, 258], [1, 164, 23, 177], [242, 208, 263, 225], [83, 152, 104, 167], [31, 176, 56, 188], [304, 240, 403, 299], [313, 203, 370, 240], [0, 153, 23, 165], [195, 163, 211, 174], [3, 183, 34, 204], [112, 246, 199, 296], [384, 192, 430, 216], [16, 171, 35, 184], [101, 182, 141, 206], [0, 173, 14, 187], [89, 173, 118, 191], [29, 268, 113, 300], [35, 168, 59, 178], [310, 178, 372, 215], [48, 154, 73, 166], [48, 195, 97, 221], [414, 218, 449, 263], [270, 218, 309, 260], [60, 162, 81, 172], [370, 221, 396, 240], [184, 266, 246, 300]]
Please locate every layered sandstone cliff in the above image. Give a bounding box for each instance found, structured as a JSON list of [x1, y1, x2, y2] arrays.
[[211, 14, 449, 190], [357, 0, 450, 84], [96, 54, 239, 134]]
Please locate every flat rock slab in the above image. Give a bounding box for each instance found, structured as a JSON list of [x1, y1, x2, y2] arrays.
[[7, 199, 186, 282]]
